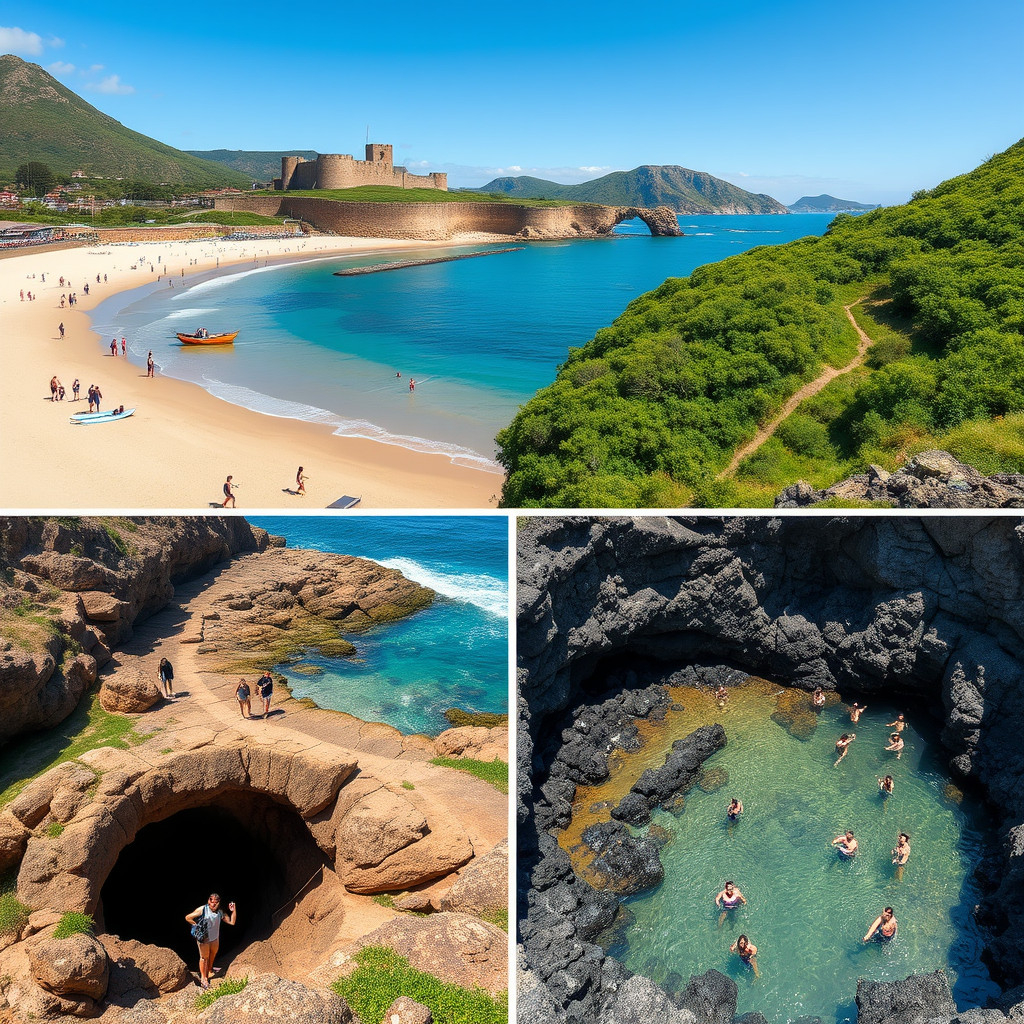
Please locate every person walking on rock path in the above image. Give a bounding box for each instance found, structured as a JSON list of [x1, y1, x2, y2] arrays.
[[185, 894, 236, 990], [258, 670, 273, 719], [158, 657, 175, 698], [235, 678, 251, 719]]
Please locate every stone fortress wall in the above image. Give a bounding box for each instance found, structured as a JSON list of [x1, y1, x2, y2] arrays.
[[276, 143, 448, 192]]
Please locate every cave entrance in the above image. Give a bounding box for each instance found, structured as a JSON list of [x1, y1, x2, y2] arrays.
[[100, 794, 326, 966]]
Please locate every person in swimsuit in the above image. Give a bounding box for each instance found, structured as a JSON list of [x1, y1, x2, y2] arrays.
[[850, 702, 867, 723], [147, 351, 154, 377], [235, 679, 251, 719], [185, 893, 237, 989], [878, 775, 894, 796], [715, 881, 747, 927], [715, 684, 728, 708], [832, 830, 858, 857], [892, 832, 911, 879], [812, 687, 826, 709], [158, 657, 174, 698], [726, 798, 743, 823], [885, 733, 905, 759], [730, 934, 760, 978], [887, 714, 906, 733], [296, 467, 307, 495], [834, 733, 856, 767], [221, 476, 236, 508], [864, 907, 898, 943]]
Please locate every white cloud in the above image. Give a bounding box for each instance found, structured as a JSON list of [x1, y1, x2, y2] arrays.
[[88, 63, 104, 72], [0, 26, 44, 54], [86, 74, 135, 95], [47, 36, 64, 48], [48, 60, 75, 74]]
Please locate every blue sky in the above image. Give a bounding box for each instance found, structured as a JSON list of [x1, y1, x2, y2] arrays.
[[3, 0, 1022, 203]]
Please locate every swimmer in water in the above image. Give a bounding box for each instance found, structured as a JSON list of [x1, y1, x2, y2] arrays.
[[730, 934, 760, 978], [887, 714, 906, 733], [834, 733, 856, 767], [878, 774, 894, 796], [832, 830, 858, 857], [885, 733, 905, 759], [892, 832, 911, 879], [812, 687, 826, 709], [726, 798, 743, 823], [863, 907, 898, 943], [715, 881, 747, 928], [715, 684, 728, 708], [850, 701, 867, 723]]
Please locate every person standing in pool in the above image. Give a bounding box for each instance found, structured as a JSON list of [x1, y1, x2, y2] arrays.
[[730, 934, 760, 978], [863, 907, 898, 942], [878, 775, 894, 796], [832, 830, 858, 857], [850, 702, 867, 723], [885, 733, 905, 759], [892, 832, 911, 879], [812, 687, 826, 709], [887, 714, 906, 732], [185, 893, 236, 989], [715, 881, 747, 927], [834, 733, 856, 767], [726, 798, 743, 823], [715, 684, 728, 708]]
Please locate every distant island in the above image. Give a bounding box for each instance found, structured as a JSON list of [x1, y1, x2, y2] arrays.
[[474, 165, 788, 215], [787, 194, 880, 213]]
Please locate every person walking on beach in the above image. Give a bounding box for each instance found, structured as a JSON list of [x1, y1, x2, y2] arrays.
[[832, 830, 858, 857], [221, 476, 236, 508], [110, 338, 117, 357], [296, 467, 307, 495], [235, 679, 251, 718], [834, 733, 856, 767], [72, 379, 79, 401], [58, 322, 64, 339], [121, 336, 126, 357], [50, 377, 59, 402], [258, 670, 273, 719], [158, 658, 175, 698], [185, 893, 236, 990], [93, 385, 102, 412], [147, 351, 154, 377], [87, 385, 95, 413], [863, 907, 898, 943], [409, 378, 415, 391], [730, 935, 760, 978]]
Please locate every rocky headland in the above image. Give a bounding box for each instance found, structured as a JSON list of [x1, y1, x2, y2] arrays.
[[0, 517, 508, 1022], [517, 516, 1024, 1024]]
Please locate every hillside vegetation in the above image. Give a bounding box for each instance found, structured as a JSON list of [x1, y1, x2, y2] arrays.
[[497, 138, 1024, 508], [186, 149, 318, 180], [476, 165, 787, 214], [262, 185, 580, 207], [0, 55, 249, 187]]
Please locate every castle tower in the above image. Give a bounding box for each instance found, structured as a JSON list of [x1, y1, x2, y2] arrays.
[[365, 143, 393, 168], [280, 156, 302, 191]]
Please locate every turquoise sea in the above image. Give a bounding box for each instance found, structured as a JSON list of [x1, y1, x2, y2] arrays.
[[92, 214, 835, 469], [249, 516, 508, 736]]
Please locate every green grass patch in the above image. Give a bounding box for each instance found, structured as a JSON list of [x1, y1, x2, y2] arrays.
[[372, 894, 395, 909], [44, 821, 64, 838], [442, 710, 508, 729], [0, 870, 31, 937], [53, 912, 93, 939], [429, 758, 508, 795], [480, 909, 508, 932], [401, 781, 415, 790], [0, 686, 138, 808], [936, 413, 1024, 474], [194, 976, 248, 1010], [332, 947, 507, 1024]]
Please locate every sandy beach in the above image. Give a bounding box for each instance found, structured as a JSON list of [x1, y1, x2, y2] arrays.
[[0, 233, 507, 509]]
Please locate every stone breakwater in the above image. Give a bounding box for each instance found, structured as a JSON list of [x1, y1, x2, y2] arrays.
[[0, 517, 270, 744], [517, 516, 1024, 1024], [214, 195, 683, 239]]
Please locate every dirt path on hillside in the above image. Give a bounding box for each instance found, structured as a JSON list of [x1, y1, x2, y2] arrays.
[[718, 300, 875, 478]]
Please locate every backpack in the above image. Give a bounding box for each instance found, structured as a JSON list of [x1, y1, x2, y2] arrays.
[[190, 908, 208, 942]]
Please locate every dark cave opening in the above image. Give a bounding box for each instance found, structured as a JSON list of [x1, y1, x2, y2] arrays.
[[99, 794, 326, 967]]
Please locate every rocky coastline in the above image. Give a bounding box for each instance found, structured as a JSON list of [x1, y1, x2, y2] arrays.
[[517, 516, 1024, 1024], [0, 517, 508, 1022]]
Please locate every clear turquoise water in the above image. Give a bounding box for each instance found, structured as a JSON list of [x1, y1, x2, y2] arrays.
[[613, 692, 998, 1023], [249, 516, 507, 736], [91, 214, 835, 467]]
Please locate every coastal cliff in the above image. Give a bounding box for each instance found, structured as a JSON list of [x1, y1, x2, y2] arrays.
[[517, 516, 1024, 1023], [213, 195, 683, 239]]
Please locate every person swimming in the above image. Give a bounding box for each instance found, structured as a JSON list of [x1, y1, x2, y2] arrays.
[[834, 733, 856, 767], [864, 907, 898, 942], [885, 733, 905, 759], [850, 701, 867, 723], [878, 775, 894, 796], [812, 687, 826, 709], [715, 684, 728, 707], [730, 934, 760, 978], [892, 832, 911, 879], [715, 881, 747, 927], [887, 714, 906, 733], [832, 830, 858, 857], [727, 798, 743, 822]]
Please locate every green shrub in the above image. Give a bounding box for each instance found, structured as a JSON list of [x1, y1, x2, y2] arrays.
[[332, 947, 507, 1024], [194, 976, 248, 1010], [53, 912, 93, 939], [429, 758, 508, 795], [0, 894, 30, 936]]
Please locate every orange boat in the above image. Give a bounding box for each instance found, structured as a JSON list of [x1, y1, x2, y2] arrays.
[[176, 329, 238, 346]]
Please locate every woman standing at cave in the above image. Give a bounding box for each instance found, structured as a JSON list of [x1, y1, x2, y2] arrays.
[[185, 893, 236, 989]]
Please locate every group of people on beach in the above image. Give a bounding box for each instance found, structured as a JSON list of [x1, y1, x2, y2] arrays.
[[234, 670, 274, 719], [714, 692, 915, 979]]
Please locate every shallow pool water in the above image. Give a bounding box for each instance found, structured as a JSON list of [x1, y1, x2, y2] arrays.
[[563, 679, 998, 1023]]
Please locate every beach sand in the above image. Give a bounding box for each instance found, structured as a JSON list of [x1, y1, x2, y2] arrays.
[[0, 233, 507, 509]]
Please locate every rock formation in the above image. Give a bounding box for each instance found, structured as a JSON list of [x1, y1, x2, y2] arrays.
[[775, 450, 1024, 508], [517, 515, 1024, 1023]]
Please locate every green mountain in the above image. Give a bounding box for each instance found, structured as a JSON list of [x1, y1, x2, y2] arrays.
[[788, 194, 880, 213], [496, 138, 1024, 508], [0, 54, 250, 187], [476, 165, 788, 214], [186, 149, 319, 181]]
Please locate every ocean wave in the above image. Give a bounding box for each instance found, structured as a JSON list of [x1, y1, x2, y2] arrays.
[[375, 557, 508, 618], [163, 307, 220, 320], [196, 376, 503, 473]]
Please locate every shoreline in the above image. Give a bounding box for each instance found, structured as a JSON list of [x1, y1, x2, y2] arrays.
[[0, 232, 512, 509]]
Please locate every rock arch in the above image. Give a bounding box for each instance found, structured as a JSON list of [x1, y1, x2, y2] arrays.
[[611, 206, 683, 236]]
